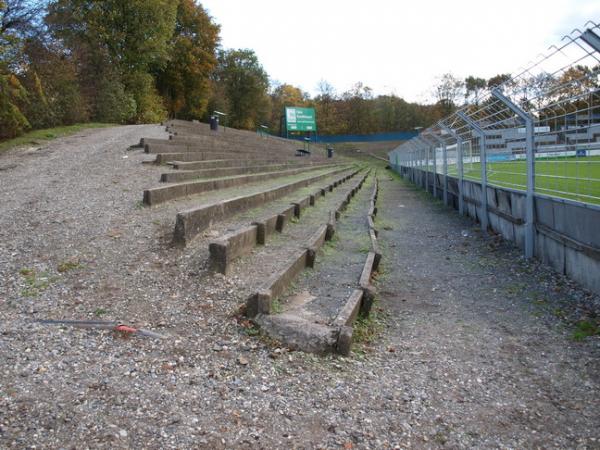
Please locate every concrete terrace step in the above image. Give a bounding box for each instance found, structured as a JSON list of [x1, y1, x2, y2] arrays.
[[160, 162, 332, 183], [145, 141, 297, 155], [207, 169, 363, 274], [170, 159, 313, 171], [248, 173, 378, 354], [173, 166, 353, 246], [153, 152, 309, 165], [144, 164, 340, 206]]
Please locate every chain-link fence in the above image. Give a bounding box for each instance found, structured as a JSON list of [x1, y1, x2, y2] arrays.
[[389, 22, 600, 266]]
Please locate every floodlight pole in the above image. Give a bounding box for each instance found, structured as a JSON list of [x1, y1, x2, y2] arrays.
[[492, 88, 535, 259], [457, 111, 488, 232], [438, 122, 465, 216], [425, 132, 447, 206]]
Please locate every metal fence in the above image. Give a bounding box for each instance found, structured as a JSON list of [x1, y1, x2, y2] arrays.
[[389, 21, 600, 260]]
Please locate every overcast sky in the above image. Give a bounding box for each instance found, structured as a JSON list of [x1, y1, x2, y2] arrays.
[[201, 0, 600, 103]]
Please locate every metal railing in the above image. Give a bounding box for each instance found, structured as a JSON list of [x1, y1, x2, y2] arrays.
[[389, 21, 600, 259]]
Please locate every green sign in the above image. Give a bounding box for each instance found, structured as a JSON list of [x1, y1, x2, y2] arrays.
[[285, 107, 317, 132]]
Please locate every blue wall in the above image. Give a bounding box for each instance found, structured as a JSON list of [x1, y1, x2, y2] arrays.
[[288, 131, 418, 143]]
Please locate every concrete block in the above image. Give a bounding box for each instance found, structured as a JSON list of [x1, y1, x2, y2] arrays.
[[246, 289, 272, 317], [336, 326, 353, 356], [255, 314, 338, 355], [267, 249, 309, 301], [326, 211, 336, 241], [369, 230, 382, 271], [252, 215, 279, 244], [292, 196, 311, 218], [359, 252, 376, 289], [535, 230, 565, 274], [208, 225, 258, 274], [333, 289, 363, 328], [556, 201, 600, 248], [277, 205, 296, 232], [306, 224, 328, 263], [565, 246, 600, 294]]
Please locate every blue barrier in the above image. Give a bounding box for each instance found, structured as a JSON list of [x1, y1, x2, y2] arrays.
[[288, 131, 418, 143]]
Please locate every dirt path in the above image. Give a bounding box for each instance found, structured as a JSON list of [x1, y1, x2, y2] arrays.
[[1, 130, 598, 449], [374, 173, 600, 448]]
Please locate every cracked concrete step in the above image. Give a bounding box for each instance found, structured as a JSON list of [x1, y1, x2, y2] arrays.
[[232, 172, 370, 301], [207, 169, 362, 274], [161, 162, 332, 183], [253, 174, 377, 354], [143, 164, 341, 206], [172, 166, 354, 246]]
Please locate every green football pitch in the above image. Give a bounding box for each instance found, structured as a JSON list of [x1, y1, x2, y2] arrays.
[[444, 155, 600, 205]]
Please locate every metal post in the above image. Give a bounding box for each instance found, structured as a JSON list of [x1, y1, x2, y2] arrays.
[[457, 111, 489, 232], [420, 138, 429, 194], [422, 134, 440, 200], [428, 133, 448, 205], [492, 89, 535, 259], [439, 123, 465, 215]]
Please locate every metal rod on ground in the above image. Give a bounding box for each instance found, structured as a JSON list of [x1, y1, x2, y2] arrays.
[[457, 111, 489, 232], [36, 319, 168, 339], [492, 88, 535, 259]]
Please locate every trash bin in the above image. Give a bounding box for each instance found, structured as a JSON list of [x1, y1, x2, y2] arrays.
[[327, 146, 334, 158], [210, 115, 219, 131]]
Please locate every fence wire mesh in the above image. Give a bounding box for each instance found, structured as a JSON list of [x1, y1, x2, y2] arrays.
[[390, 21, 600, 206]]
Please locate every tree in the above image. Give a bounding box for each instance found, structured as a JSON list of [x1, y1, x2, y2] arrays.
[[487, 73, 512, 89], [434, 73, 464, 115], [0, 72, 29, 138], [269, 82, 308, 132], [464, 76, 486, 105], [47, 0, 178, 123], [214, 48, 269, 129], [156, 0, 219, 120], [20, 69, 53, 128], [314, 79, 339, 135], [340, 82, 375, 134], [22, 37, 88, 125]]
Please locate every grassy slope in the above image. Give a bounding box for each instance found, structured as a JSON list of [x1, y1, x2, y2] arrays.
[[0, 123, 117, 153]]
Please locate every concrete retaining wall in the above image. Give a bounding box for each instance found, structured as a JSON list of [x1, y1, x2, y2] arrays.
[[394, 166, 600, 295]]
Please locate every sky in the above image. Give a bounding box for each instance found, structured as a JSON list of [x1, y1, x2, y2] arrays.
[[201, 0, 600, 103]]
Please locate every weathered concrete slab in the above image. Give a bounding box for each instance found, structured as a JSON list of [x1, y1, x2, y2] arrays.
[[277, 205, 296, 232], [145, 165, 336, 206], [161, 163, 328, 182], [253, 214, 279, 245], [155, 152, 245, 164], [333, 289, 363, 328], [173, 167, 350, 245], [565, 246, 600, 294], [254, 313, 338, 355], [359, 252, 377, 315], [292, 196, 311, 218], [209, 225, 258, 274], [306, 225, 328, 267]]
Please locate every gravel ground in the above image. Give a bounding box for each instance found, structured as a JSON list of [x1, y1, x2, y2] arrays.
[[1, 127, 599, 449]]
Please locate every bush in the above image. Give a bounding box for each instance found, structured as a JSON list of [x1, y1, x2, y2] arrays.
[[124, 72, 167, 123], [95, 77, 136, 123], [0, 74, 30, 139]]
